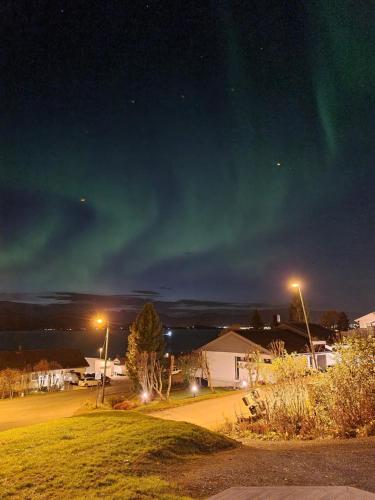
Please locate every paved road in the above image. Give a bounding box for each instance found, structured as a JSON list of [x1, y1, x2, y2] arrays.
[[0, 378, 132, 432], [150, 391, 248, 429]]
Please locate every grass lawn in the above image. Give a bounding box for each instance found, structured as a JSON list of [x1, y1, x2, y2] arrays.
[[0, 411, 235, 499], [135, 387, 237, 414]]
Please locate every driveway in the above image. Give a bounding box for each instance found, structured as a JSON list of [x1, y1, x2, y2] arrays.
[[0, 377, 132, 432], [169, 437, 375, 498], [150, 391, 248, 429]]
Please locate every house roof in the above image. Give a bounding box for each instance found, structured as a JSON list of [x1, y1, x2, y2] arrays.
[[239, 329, 311, 353], [196, 330, 273, 355], [197, 322, 333, 356], [355, 312, 375, 322], [278, 322, 334, 342], [0, 348, 89, 371]]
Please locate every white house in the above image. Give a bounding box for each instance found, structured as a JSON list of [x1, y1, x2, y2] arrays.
[[355, 312, 375, 329], [85, 357, 126, 378], [196, 330, 273, 387], [195, 322, 335, 387]]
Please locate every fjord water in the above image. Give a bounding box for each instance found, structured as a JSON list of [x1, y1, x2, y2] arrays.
[[0, 328, 218, 357]]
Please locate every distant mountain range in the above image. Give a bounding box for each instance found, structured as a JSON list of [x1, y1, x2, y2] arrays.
[[0, 292, 361, 330]]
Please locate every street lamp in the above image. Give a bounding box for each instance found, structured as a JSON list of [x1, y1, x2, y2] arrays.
[[290, 282, 318, 369], [95, 317, 110, 404], [98, 347, 103, 359]]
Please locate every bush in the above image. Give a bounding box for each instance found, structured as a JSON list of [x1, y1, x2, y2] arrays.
[[227, 336, 375, 440], [309, 336, 375, 437], [113, 400, 137, 410]]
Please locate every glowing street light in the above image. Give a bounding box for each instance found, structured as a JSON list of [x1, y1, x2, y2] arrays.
[[289, 282, 317, 369], [95, 316, 110, 404], [191, 384, 198, 397], [98, 347, 103, 359]]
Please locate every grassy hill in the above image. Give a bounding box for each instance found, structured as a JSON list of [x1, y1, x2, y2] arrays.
[[0, 411, 235, 499]]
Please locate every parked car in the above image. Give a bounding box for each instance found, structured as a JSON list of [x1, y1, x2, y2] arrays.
[[78, 376, 100, 387]]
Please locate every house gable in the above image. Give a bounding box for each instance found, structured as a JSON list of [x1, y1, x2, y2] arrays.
[[197, 331, 271, 355]]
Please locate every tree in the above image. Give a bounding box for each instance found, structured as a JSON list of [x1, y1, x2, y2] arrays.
[[0, 369, 22, 398], [199, 351, 214, 392], [250, 309, 264, 329], [320, 310, 340, 330], [289, 292, 304, 322], [177, 353, 201, 386], [126, 303, 165, 390], [165, 354, 175, 400], [337, 311, 349, 332]]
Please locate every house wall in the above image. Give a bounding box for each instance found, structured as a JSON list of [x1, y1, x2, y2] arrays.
[[302, 352, 336, 369], [85, 358, 125, 378], [356, 312, 375, 329], [204, 351, 272, 387]]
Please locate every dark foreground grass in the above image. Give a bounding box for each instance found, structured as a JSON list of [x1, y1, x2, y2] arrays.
[[0, 411, 235, 499]]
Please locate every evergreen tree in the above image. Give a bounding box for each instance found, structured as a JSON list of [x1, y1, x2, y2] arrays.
[[289, 292, 305, 322], [250, 309, 264, 329], [126, 303, 165, 388], [320, 310, 340, 330], [337, 311, 349, 331]]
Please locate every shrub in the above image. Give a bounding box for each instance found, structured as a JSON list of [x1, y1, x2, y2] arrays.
[[227, 336, 375, 440], [309, 336, 375, 437], [113, 400, 137, 411]]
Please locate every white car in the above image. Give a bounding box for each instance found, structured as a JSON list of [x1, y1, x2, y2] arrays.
[[78, 377, 101, 387]]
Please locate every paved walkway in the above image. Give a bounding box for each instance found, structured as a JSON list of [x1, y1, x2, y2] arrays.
[[209, 486, 375, 499], [150, 391, 248, 429]]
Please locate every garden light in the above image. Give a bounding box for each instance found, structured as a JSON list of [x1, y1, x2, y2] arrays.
[[191, 384, 198, 397], [241, 380, 248, 388]]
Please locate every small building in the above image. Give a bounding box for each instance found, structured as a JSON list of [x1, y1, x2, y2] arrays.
[[0, 348, 88, 392]]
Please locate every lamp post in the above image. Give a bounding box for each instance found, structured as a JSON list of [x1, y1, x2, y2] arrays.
[[291, 283, 318, 370], [96, 317, 110, 404], [99, 347, 103, 359]]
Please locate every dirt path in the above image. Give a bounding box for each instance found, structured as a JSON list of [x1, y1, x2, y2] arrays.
[[168, 436, 375, 498], [149, 391, 248, 429]]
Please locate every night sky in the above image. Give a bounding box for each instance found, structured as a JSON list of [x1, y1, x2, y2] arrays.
[[1, 1, 374, 312]]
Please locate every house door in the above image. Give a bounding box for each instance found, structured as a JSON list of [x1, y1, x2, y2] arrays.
[[317, 354, 327, 370]]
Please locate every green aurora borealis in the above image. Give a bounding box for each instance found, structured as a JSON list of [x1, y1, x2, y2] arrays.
[[1, 1, 374, 310]]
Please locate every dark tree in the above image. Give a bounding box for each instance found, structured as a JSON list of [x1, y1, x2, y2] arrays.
[[320, 310, 340, 330], [126, 303, 165, 388], [337, 311, 349, 331], [250, 309, 264, 329], [289, 292, 304, 322]]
